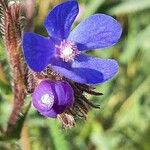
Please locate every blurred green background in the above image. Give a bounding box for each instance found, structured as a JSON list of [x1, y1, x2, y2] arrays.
[[0, 0, 150, 149]]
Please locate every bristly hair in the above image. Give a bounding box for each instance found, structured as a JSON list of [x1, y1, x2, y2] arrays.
[[25, 66, 103, 129], [59, 80, 102, 128], [0, 0, 7, 36], [0, 0, 25, 48], [0, 0, 26, 134]]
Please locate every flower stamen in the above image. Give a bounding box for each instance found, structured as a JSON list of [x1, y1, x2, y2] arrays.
[[56, 40, 80, 62]]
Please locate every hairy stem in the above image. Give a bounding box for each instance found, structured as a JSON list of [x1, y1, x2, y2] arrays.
[[0, 0, 26, 134]]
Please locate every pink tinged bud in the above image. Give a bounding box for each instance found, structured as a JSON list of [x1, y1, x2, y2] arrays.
[[32, 80, 74, 118]]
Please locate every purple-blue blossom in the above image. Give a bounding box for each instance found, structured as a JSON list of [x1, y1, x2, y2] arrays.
[[23, 0, 122, 84], [32, 80, 74, 118]]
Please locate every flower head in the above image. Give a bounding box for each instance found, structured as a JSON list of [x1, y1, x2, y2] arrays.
[[23, 0, 122, 84], [32, 80, 74, 118]]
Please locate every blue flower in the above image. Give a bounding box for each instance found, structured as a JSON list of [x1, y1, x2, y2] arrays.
[[32, 80, 74, 118], [23, 0, 122, 84]]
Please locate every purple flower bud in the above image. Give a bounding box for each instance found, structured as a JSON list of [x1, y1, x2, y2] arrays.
[[32, 80, 74, 118]]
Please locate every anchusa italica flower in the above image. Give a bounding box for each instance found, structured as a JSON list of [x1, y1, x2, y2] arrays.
[[23, 0, 122, 85], [22, 0, 122, 127]]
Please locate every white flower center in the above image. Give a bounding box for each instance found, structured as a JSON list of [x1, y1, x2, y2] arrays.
[[41, 93, 54, 108], [56, 40, 79, 62], [63, 47, 74, 57]]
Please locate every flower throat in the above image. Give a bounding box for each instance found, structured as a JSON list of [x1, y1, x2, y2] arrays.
[[56, 40, 79, 62]]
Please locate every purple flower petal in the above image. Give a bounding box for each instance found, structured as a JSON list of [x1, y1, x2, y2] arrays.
[[50, 54, 119, 84], [32, 80, 74, 118], [41, 109, 58, 118], [32, 80, 55, 112], [68, 14, 122, 51], [44, 1, 79, 40], [52, 81, 74, 114], [22, 32, 55, 72]]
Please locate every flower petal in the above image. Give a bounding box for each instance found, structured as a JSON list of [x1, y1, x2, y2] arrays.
[[41, 109, 58, 118], [22, 32, 55, 72], [50, 54, 119, 84], [44, 1, 79, 40], [32, 80, 56, 112], [68, 14, 122, 51], [52, 81, 74, 114], [32, 80, 57, 118]]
